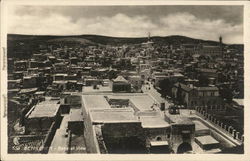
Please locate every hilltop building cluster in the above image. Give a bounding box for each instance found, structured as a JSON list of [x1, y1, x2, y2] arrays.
[[7, 35, 244, 154]]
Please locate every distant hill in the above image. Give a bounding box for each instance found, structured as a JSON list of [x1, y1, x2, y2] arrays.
[[7, 34, 243, 58], [8, 34, 224, 45], [47, 37, 97, 46]]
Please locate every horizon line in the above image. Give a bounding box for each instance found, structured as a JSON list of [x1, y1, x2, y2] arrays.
[[7, 33, 243, 45]]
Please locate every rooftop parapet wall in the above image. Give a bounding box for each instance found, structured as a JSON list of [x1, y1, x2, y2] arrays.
[[83, 111, 101, 153]]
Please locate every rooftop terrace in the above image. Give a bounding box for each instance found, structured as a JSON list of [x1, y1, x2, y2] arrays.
[[89, 108, 139, 123], [108, 94, 155, 111], [26, 100, 60, 118], [82, 95, 110, 109], [140, 116, 170, 128], [69, 108, 84, 122], [165, 111, 194, 125], [82, 86, 112, 93]]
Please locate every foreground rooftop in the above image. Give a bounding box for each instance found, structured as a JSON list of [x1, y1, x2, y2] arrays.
[[140, 116, 170, 128], [26, 100, 60, 118], [89, 108, 139, 123]]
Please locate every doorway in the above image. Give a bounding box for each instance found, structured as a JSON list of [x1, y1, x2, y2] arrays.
[[177, 142, 192, 154]]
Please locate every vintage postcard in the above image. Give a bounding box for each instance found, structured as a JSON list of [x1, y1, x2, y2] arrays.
[[0, 0, 249, 161]]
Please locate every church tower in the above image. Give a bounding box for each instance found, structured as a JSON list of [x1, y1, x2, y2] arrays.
[[219, 36, 223, 58], [219, 36, 222, 44], [148, 32, 151, 42]]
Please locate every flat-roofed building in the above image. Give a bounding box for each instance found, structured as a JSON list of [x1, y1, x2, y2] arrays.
[[34, 91, 46, 101], [54, 62, 68, 73], [140, 115, 171, 153], [139, 63, 151, 72], [127, 75, 142, 92], [13, 71, 24, 80], [198, 45, 221, 56], [89, 108, 139, 124], [27, 67, 39, 75], [33, 53, 47, 61], [84, 77, 101, 86], [192, 120, 210, 137], [51, 81, 68, 96], [195, 135, 220, 150], [181, 44, 197, 55], [19, 87, 38, 95], [81, 87, 195, 154], [68, 108, 84, 135], [164, 111, 195, 154], [29, 60, 39, 68], [64, 94, 82, 107], [70, 57, 78, 65], [23, 76, 37, 88], [24, 100, 61, 132], [54, 74, 67, 81], [8, 79, 21, 89], [14, 60, 28, 71], [85, 106, 145, 153]]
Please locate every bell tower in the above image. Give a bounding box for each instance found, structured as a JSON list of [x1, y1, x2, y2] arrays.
[[219, 36, 223, 58], [148, 32, 151, 42]]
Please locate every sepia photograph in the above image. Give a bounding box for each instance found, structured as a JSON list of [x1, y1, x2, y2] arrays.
[[0, 0, 249, 161]]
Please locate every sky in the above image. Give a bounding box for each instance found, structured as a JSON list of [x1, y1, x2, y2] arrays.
[[7, 5, 244, 44]]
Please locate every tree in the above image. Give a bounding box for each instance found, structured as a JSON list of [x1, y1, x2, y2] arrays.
[[219, 85, 233, 103], [159, 78, 173, 98]]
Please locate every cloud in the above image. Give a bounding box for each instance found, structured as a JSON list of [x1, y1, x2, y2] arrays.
[[8, 7, 243, 44], [157, 12, 243, 44]]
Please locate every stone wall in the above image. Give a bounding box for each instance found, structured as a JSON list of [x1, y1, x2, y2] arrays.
[[102, 122, 143, 139], [143, 127, 170, 148], [169, 123, 195, 153], [83, 113, 100, 153], [81, 97, 100, 153], [195, 106, 244, 144]]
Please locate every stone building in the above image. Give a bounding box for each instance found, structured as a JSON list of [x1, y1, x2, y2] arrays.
[[81, 85, 196, 154], [111, 76, 131, 93], [24, 100, 61, 132], [172, 83, 222, 110]]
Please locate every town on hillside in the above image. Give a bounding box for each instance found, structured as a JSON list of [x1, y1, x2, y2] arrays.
[[7, 33, 244, 154]]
